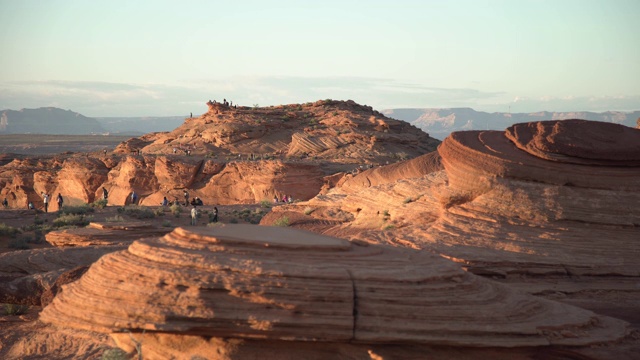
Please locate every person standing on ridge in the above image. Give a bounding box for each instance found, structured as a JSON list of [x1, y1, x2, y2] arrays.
[[56, 193, 63, 210], [131, 191, 138, 205], [42, 192, 49, 213], [102, 187, 109, 200], [183, 190, 189, 206]]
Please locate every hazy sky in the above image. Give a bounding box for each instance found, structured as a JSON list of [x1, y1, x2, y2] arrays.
[[1, 0, 638, 116]]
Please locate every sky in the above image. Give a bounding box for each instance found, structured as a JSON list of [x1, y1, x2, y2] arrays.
[[0, 0, 638, 117]]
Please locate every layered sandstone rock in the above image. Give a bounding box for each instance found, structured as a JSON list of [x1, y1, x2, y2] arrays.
[[41, 224, 627, 354], [116, 100, 440, 164], [0, 246, 124, 305], [45, 221, 172, 247], [428, 120, 640, 276]]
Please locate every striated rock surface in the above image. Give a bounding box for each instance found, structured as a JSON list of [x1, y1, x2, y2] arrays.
[[118, 99, 440, 164], [45, 221, 172, 247], [430, 120, 640, 276], [263, 119, 640, 345], [0, 246, 125, 305], [41, 224, 628, 352]]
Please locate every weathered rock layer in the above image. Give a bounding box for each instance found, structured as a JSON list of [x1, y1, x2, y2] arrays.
[[41, 224, 627, 349]]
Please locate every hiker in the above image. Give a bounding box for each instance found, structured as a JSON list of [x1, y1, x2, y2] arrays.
[[173, 198, 180, 206], [287, 195, 293, 203], [183, 190, 189, 206], [195, 197, 203, 206], [102, 187, 109, 200], [273, 196, 279, 203], [131, 191, 138, 205], [28, 201, 34, 210], [42, 192, 49, 213], [190, 205, 198, 226], [190, 112, 192, 118], [2, 198, 8, 208], [282, 195, 288, 203], [211, 206, 218, 222], [56, 193, 63, 210], [190, 197, 197, 206], [161, 196, 169, 207], [103, 149, 107, 155]]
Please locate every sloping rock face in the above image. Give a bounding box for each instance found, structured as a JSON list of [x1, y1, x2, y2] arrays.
[[115, 100, 440, 164], [41, 224, 627, 357]]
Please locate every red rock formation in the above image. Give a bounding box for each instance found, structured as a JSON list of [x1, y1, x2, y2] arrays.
[[45, 221, 172, 247], [41, 224, 627, 354]]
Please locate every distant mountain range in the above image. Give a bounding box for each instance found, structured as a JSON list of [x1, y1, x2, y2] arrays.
[[0, 107, 105, 135], [0, 107, 186, 135], [2, 106, 639, 140], [382, 108, 640, 140]]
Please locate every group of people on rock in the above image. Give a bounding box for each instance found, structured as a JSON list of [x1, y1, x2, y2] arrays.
[[208, 98, 238, 109], [274, 194, 294, 204]]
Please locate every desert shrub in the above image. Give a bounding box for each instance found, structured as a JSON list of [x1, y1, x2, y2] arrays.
[[170, 204, 182, 217], [395, 152, 409, 160], [260, 199, 272, 208], [303, 207, 314, 215], [382, 224, 395, 231], [273, 216, 290, 227], [8, 238, 30, 250], [54, 214, 90, 227], [403, 197, 413, 204], [153, 207, 165, 217], [3, 303, 30, 316], [382, 210, 390, 217], [206, 222, 224, 228], [33, 215, 45, 225], [229, 218, 239, 224], [122, 205, 155, 219], [62, 204, 94, 215], [100, 348, 129, 360], [0, 223, 20, 237], [161, 220, 172, 227], [91, 199, 108, 209], [105, 215, 124, 222]]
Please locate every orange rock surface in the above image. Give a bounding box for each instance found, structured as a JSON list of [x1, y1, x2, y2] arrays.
[[41, 224, 628, 357]]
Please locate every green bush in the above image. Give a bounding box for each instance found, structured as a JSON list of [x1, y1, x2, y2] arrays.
[[54, 214, 90, 227], [273, 216, 290, 227], [91, 199, 108, 209], [260, 199, 272, 208], [105, 215, 124, 222], [61, 204, 94, 215], [403, 197, 413, 204], [122, 205, 155, 219], [161, 220, 172, 227], [100, 347, 129, 360], [153, 207, 165, 217], [169, 204, 182, 217], [3, 303, 30, 316], [0, 223, 20, 237]]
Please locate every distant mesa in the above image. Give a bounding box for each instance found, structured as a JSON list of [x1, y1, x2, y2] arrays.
[[0, 107, 106, 134]]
